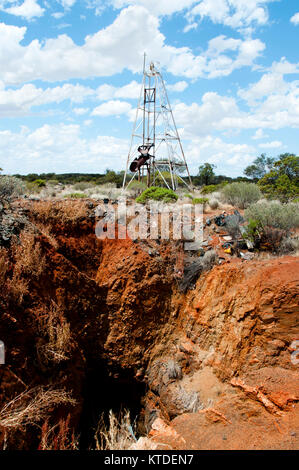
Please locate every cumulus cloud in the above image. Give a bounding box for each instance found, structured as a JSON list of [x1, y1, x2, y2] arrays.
[[73, 107, 89, 115], [173, 67, 299, 138], [252, 128, 268, 139], [0, 124, 129, 174], [167, 81, 189, 92], [96, 81, 140, 100], [59, 0, 77, 8], [185, 0, 275, 32], [258, 140, 282, 148], [91, 100, 132, 117], [105, 0, 196, 17], [0, 6, 265, 85], [0, 82, 94, 117], [184, 135, 256, 176], [0, 0, 45, 20], [290, 12, 299, 25]]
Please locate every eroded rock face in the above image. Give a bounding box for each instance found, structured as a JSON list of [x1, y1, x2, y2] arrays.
[[144, 257, 299, 449], [0, 200, 298, 449]]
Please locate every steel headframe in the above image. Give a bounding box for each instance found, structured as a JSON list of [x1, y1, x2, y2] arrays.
[[122, 57, 192, 191]]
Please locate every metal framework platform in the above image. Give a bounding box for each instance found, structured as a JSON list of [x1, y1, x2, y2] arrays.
[[122, 57, 192, 191]]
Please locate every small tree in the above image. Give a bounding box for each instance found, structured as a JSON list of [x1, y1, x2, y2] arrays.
[[258, 154, 299, 201], [198, 163, 216, 186], [244, 154, 276, 180]]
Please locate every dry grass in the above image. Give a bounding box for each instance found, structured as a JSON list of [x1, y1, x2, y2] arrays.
[[30, 200, 89, 224], [12, 231, 45, 279], [39, 414, 79, 450], [35, 222, 59, 250], [94, 409, 137, 450], [6, 231, 45, 304], [37, 301, 72, 365], [0, 387, 76, 430]]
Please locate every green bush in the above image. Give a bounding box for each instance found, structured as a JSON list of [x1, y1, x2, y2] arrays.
[[127, 180, 147, 197], [221, 182, 261, 209], [47, 179, 60, 186], [136, 187, 178, 204], [192, 197, 209, 205], [73, 182, 94, 191], [245, 201, 299, 231], [64, 193, 87, 199], [258, 155, 299, 202], [33, 179, 46, 187], [0, 175, 25, 200], [183, 193, 194, 199], [201, 182, 228, 194]]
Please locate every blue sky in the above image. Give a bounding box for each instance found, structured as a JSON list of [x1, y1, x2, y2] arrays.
[[0, 0, 298, 177]]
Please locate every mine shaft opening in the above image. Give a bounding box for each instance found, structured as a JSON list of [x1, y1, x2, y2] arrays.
[[79, 359, 147, 449]]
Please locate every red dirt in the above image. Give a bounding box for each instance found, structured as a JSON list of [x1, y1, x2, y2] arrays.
[[0, 200, 298, 450]]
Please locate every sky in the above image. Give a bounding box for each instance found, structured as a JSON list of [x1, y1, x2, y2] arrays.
[[0, 0, 298, 177]]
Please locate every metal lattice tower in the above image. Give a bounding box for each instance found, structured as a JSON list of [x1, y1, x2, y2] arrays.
[[122, 57, 192, 191]]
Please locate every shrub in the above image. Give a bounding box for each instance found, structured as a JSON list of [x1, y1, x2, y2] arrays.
[[192, 197, 209, 205], [209, 198, 219, 210], [279, 237, 299, 254], [64, 193, 86, 199], [33, 179, 46, 188], [258, 154, 299, 202], [222, 182, 261, 209], [136, 187, 178, 204], [183, 193, 193, 200], [245, 201, 299, 231], [200, 182, 228, 194], [73, 182, 94, 191], [127, 180, 147, 197], [0, 175, 25, 200], [47, 179, 60, 186]]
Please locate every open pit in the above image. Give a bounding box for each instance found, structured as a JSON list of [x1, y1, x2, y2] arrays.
[[0, 199, 298, 450]]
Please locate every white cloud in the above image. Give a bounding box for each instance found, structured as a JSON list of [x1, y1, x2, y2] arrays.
[[52, 12, 64, 19], [0, 82, 94, 117], [107, 0, 196, 17], [61, 0, 76, 7], [0, 6, 265, 85], [186, 0, 275, 32], [238, 72, 286, 103], [97, 81, 140, 100], [73, 107, 89, 115], [0, 124, 129, 174], [184, 135, 256, 176], [259, 140, 282, 148], [290, 12, 299, 25], [167, 81, 189, 92], [91, 100, 132, 117], [1, 0, 45, 20], [252, 128, 268, 139], [173, 69, 299, 138]]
